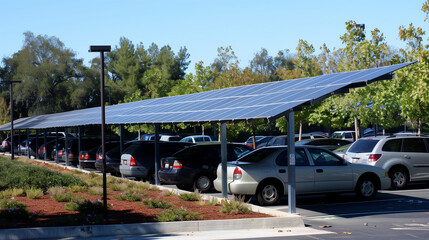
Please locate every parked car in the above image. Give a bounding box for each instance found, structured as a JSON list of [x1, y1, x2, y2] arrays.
[[333, 143, 352, 159], [1, 135, 22, 153], [244, 136, 274, 149], [265, 133, 327, 147], [214, 145, 390, 206], [95, 141, 134, 176], [60, 138, 105, 166], [295, 139, 352, 151], [180, 135, 213, 143], [160, 135, 181, 142], [159, 143, 253, 192], [331, 131, 356, 142], [120, 141, 195, 183], [18, 136, 58, 158], [345, 135, 429, 190]]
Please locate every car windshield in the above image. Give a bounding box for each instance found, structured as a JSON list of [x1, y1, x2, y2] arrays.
[[331, 132, 343, 138], [347, 139, 379, 153]]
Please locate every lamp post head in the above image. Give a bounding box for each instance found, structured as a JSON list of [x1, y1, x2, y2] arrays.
[[89, 45, 111, 52]]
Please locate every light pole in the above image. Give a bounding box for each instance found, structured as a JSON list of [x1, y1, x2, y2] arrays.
[[89, 45, 111, 220], [3, 80, 21, 160]]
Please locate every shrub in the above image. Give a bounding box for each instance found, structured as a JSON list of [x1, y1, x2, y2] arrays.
[[65, 199, 106, 225], [0, 188, 25, 198], [25, 188, 44, 199], [163, 190, 177, 197], [66, 185, 88, 193], [48, 187, 81, 202], [142, 198, 172, 209], [110, 182, 128, 192], [87, 187, 106, 196], [156, 207, 202, 222], [115, 190, 147, 202], [199, 197, 218, 206], [0, 199, 39, 220], [220, 199, 251, 214], [0, 157, 86, 191], [179, 192, 199, 201]]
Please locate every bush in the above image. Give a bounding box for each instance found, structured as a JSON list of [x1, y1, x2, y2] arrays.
[[87, 187, 106, 196], [0, 188, 25, 198], [163, 190, 177, 197], [179, 192, 199, 201], [66, 185, 88, 193], [110, 182, 128, 192], [220, 199, 251, 214], [0, 199, 39, 220], [156, 207, 202, 222], [65, 199, 106, 225], [25, 188, 44, 199], [64, 202, 80, 211], [142, 198, 172, 209], [115, 190, 147, 202], [48, 187, 81, 202], [0, 157, 86, 191]]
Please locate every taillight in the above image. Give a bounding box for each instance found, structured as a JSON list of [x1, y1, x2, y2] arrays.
[[58, 150, 63, 156], [4, 142, 8, 147], [173, 160, 182, 169], [368, 154, 382, 162], [80, 153, 89, 160], [130, 156, 137, 166], [68, 151, 73, 157], [233, 167, 242, 180], [43, 147, 45, 153], [96, 154, 100, 160]]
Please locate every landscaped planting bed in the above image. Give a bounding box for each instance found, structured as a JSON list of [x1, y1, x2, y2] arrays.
[[0, 156, 271, 229]]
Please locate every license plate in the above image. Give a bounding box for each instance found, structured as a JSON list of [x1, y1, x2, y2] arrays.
[[352, 158, 359, 163], [123, 160, 127, 165], [165, 163, 169, 168]]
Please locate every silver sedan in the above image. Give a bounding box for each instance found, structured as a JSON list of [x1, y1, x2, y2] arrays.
[[214, 146, 390, 206]]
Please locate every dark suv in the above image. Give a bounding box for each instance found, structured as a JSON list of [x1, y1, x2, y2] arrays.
[[158, 143, 253, 192], [345, 135, 429, 189]]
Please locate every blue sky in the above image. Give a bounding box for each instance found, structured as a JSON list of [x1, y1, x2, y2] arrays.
[[1, 0, 427, 73]]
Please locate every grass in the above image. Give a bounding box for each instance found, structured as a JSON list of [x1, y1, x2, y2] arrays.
[[25, 188, 44, 199], [220, 198, 251, 214], [156, 207, 202, 222], [115, 190, 147, 201], [179, 192, 200, 201], [142, 198, 173, 209]]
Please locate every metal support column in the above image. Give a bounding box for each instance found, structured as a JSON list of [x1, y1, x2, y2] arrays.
[[287, 111, 296, 214], [119, 124, 124, 157], [27, 129, 30, 159], [44, 130, 47, 161], [35, 130, 39, 159], [154, 123, 160, 185], [78, 127, 82, 169], [55, 128, 59, 164], [17, 130, 21, 156], [220, 122, 228, 199], [64, 128, 69, 166]]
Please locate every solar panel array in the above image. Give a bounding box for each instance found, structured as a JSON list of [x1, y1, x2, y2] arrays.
[[0, 62, 415, 130]]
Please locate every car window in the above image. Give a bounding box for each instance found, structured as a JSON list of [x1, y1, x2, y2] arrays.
[[308, 148, 342, 166], [348, 139, 379, 153], [238, 148, 277, 162], [275, 149, 309, 166], [382, 139, 401, 152], [402, 138, 428, 153], [232, 146, 252, 159]]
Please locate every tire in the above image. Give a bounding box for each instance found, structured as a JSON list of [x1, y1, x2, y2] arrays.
[[389, 167, 408, 190], [193, 175, 213, 193], [256, 182, 281, 206], [355, 177, 378, 199]]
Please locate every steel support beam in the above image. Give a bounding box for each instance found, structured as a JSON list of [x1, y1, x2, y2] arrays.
[[287, 111, 296, 214], [220, 122, 228, 199], [154, 123, 160, 185]]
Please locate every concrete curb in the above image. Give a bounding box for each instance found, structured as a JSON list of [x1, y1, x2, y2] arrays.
[[0, 156, 305, 240], [0, 215, 304, 240]]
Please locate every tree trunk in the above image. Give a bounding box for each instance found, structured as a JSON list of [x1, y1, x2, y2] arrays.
[[418, 118, 422, 136], [354, 116, 360, 140], [299, 120, 303, 141]]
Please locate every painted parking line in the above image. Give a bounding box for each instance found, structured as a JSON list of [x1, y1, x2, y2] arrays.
[[304, 209, 429, 220]]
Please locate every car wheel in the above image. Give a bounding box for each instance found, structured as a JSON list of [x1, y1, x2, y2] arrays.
[[355, 177, 377, 199], [193, 175, 212, 193], [389, 167, 408, 190], [256, 182, 280, 206]]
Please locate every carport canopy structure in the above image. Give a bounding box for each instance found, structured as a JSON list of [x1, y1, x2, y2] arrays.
[[0, 61, 415, 213]]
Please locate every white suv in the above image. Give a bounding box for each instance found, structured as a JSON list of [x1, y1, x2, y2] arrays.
[[345, 135, 429, 189]]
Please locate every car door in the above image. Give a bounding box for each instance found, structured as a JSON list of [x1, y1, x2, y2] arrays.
[[401, 138, 429, 180], [307, 147, 354, 192], [275, 149, 315, 194]]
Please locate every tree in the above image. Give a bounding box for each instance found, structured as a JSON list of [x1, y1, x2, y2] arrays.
[[250, 48, 275, 77]]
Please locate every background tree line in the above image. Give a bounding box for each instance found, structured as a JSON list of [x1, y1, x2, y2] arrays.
[[1, 2, 428, 140]]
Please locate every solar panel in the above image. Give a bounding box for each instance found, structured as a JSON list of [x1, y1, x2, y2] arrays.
[[0, 62, 415, 130]]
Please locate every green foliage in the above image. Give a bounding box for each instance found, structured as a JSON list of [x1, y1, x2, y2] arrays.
[[65, 200, 106, 225], [0, 199, 39, 220], [163, 190, 177, 197], [0, 188, 25, 198], [25, 188, 44, 199], [87, 187, 106, 196], [142, 198, 173, 209], [199, 197, 218, 206], [115, 190, 147, 202], [110, 182, 128, 192], [155, 207, 202, 222], [179, 192, 200, 201], [220, 199, 251, 214], [66, 185, 88, 193], [0, 157, 87, 191], [48, 186, 81, 202]]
